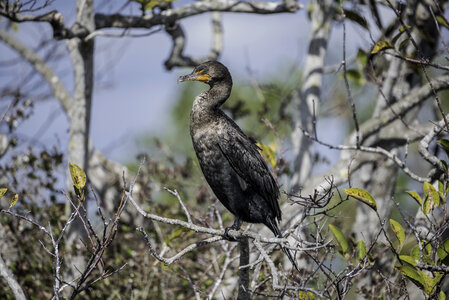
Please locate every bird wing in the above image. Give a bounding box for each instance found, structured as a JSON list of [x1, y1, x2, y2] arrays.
[[217, 131, 281, 220]]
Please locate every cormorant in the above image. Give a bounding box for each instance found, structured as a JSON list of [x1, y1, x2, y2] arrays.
[[178, 61, 298, 270]]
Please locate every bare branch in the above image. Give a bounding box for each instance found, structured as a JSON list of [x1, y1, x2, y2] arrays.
[[164, 187, 193, 224], [164, 12, 223, 70], [137, 227, 223, 265], [360, 74, 449, 143], [95, 0, 302, 30]]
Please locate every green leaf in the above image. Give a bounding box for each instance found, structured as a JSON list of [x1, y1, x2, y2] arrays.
[[399, 255, 418, 266], [439, 290, 446, 300], [344, 188, 377, 211], [371, 41, 393, 54], [437, 237, 449, 264], [357, 240, 366, 261], [419, 271, 443, 296], [135, 0, 177, 10], [165, 227, 194, 246], [423, 182, 440, 214], [11, 22, 19, 33], [298, 291, 316, 300], [410, 242, 433, 264], [356, 49, 368, 67], [436, 15, 449, 29], [9, 194, 18, 208], [343, 9, 368, 29], [391, 29, 406, 45], [398, 38, 410, 51], [399, 25, 412, 32], [406, 190, 422, 206], [437, 139, 449, 158], [329, 224, 349, 255], [438, 180, 447, 204], [390, 219, 405, 245], [0, 188, 7, 199], [256, 142, 277, 167], [437, 139, 449, 151], [344, 69, 366, 86], [395, 264, 425, 289], [69, 162, 86, 190]]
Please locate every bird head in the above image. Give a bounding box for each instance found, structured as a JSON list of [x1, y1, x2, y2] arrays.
[[178, 61, 231, 87]]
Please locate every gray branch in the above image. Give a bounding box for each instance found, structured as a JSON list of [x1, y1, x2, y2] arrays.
[[164, 12, 222, 70], [95, 0, 302, 30], [359, 74, 449, 143]]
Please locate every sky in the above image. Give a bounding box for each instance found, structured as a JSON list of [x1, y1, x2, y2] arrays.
[[0, 0, 380, 170]]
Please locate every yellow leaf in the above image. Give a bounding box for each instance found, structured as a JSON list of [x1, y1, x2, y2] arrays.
[[298, 291, 316, 300], [256, 142, 277, 167], [371, 41, 393, 54], [9, 194, 18, 208], [390, 219, 405, 245], [423, 182, 439, 213], [0, 188, 7, 199], [344, 188, 377, 211], [69, 162, 86, 190], [405, 190, 422, 206]]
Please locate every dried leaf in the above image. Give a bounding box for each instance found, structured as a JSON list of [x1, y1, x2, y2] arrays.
[[344, 188, 377, 211]]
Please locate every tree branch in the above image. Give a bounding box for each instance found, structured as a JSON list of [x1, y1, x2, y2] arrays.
[[164, 12, 222, 70], [359, 74, 449, 144], [95, 0, 302, 30]]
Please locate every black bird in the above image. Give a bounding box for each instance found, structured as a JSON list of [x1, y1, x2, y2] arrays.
[[178, 61, 298, 270]]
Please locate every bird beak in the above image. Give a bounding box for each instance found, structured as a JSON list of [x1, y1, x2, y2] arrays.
[[178, 72, 211, 83]]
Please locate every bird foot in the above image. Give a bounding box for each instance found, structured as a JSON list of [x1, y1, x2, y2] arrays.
[[223, 226, 238, 241], [223, 218, 242, 241]]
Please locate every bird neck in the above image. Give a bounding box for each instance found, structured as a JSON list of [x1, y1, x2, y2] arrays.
[[206, 78, 232, 108]]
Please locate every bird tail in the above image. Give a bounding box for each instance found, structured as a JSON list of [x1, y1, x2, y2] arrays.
[[266, 218, 300, 273]]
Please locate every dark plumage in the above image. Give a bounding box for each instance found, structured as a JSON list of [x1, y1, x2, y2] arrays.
[[178, 61, 297, 270]]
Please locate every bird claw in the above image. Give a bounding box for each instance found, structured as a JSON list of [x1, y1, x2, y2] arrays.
[[223, 226, 238, 241]]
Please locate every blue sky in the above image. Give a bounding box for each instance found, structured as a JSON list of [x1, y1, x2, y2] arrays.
[[1, 0, 379, 167]]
